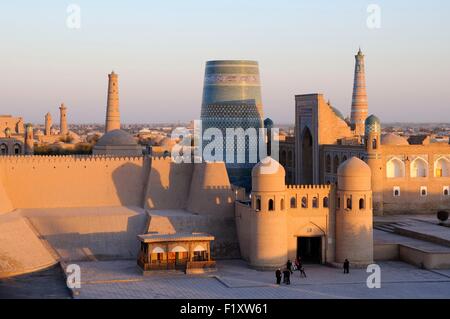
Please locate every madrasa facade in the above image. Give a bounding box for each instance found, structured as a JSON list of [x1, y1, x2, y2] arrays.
[[289, 49, 450, 216]]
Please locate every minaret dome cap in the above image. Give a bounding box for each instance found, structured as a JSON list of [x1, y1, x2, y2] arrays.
[[337, 157, 371, 191], [365, 115, 381, 135], [365, 114, 380, 126], [252, 157, 285, 192]]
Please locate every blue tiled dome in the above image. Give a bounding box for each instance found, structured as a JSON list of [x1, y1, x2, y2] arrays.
[[365, 115, 381, 135]]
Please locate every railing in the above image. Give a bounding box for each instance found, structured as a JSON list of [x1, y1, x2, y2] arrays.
[[186, 261, 216, 270], [138, 259, 216, 272], [139, 260, 188, 271]]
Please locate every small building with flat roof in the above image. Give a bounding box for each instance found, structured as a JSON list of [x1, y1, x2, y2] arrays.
[[137, 232, 216, 275]]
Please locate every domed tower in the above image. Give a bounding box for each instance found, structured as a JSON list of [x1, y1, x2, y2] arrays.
[[335, 157, 373, 265], [24, 123, 34, 155], [248, 157, 287, 269], [364, 115, 383, 215]]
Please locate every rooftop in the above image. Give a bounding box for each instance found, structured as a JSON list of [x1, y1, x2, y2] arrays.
[[138, 232, 215, 243]]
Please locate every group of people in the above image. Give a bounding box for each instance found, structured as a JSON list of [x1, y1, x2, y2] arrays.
[[275, 258, 351, 284], [275, 258, 307, 285]]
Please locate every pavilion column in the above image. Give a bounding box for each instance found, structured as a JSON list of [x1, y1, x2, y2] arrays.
[[207, 242, 211, 261], [166, 243, 169, 270]]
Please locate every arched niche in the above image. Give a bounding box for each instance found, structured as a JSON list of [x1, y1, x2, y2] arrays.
[[434, 157, 450, 177], [410, 157, 428, 178], [386, 157, 406, 178]]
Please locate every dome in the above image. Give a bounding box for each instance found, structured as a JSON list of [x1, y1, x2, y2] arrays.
[[365, 115, 381, 135], [252, 157, 285, 192], [264, 118, 274, 128], [337, 157, 371, 191], [381, 133, 409, 146], [96, 129, 137, 147], [365, 115, 380, 126]]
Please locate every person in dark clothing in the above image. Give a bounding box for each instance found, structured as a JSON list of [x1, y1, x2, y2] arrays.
[[294, 258, 300, 272], [343, 259, 350, 274], [286, 260, 293, 274], [299, 265, 307, 278], [283, 269, 291, 284], [275, 269, 282, 284]]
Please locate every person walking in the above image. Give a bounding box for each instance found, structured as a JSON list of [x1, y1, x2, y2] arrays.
[[343, 259, 350, 274], [299, 265, 307, 278], [286, 260, 293, 274], [275, 269, 282, 285], [294, 258, 300, 272]]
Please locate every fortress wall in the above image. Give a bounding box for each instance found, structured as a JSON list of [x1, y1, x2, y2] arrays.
[[147, 211, 241, 258], [284, 186, 335, 263], [144, 157, 193, 210], [187, 162, 235, 217], [23, 207, 148, 261], [0, 212, 57, 278], [235, 202, 253, 261], [0, 156, 147, 209], [0, 170, 13, 214]]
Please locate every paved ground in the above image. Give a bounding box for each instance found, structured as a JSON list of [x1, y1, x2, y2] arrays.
[[71, 260, 450, 299], [0, 265, 71, 299]]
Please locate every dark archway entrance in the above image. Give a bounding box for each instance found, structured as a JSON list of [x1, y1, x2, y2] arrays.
[[297, 237, 322, 264], [301, 127, 313, 184]]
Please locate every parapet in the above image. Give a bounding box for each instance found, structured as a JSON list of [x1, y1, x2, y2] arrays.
[[286, 184, 331, 190], [0, 155, 145, 165], [150, 155, 174, 162], [286, 184, 333, 197]]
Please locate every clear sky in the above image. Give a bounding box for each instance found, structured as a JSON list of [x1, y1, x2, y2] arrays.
[[1, 0, 449, 124]]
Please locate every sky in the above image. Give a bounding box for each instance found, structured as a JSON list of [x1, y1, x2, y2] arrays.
[[1, 0, 449, 124]]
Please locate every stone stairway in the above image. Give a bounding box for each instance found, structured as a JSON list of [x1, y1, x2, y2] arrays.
[[374, 222, 411, 233], [375, 219, 450, 248]]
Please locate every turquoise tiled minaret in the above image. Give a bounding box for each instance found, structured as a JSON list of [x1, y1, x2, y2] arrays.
[[200, 60, 264, 190]]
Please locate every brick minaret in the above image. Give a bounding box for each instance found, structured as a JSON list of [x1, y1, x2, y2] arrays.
[[105, 71, 120, 133], [59, 103, 68, 135], [25, 123, 34, 155], [45, 112, 52, 136], [350, 48, 368, 136]]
